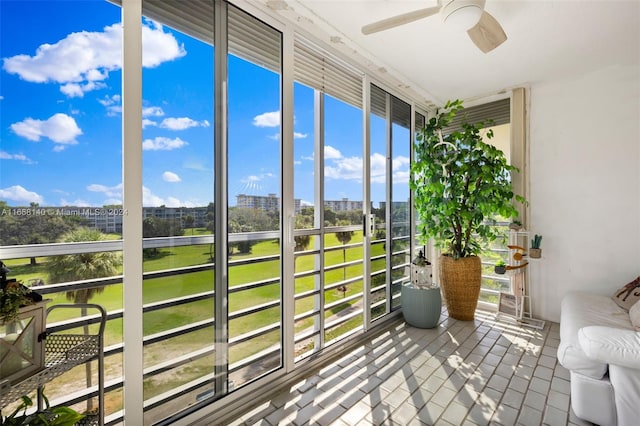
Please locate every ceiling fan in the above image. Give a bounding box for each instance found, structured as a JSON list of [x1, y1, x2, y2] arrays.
[[361, 0, 507, 53]]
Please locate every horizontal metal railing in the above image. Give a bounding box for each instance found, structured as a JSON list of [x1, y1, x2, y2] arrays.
[[0, 226, 390, 422]]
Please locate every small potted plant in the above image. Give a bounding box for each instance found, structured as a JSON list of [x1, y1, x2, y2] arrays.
[[509, 220, 523, 231], [494, 260, 507, 274], [1, 392, 85, 426], [529, 234, 542, 258], [1, 260, 46, 385]]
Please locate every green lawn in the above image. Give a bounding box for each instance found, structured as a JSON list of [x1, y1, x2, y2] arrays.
[[5, 230, 394, 410]]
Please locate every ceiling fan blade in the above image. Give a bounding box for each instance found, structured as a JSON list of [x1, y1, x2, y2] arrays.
[[362, 6, 440, 35], [467, 11, 507, 53]]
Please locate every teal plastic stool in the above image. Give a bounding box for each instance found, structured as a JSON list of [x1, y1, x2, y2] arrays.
[[401, 282, 442, 328]]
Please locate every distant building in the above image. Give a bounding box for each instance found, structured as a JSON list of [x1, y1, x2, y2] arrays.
[[142, 206, 209, 227], [236, 193, 280, 212], [20, 205, 212, 234], [236, 194, 304, 214], [324, 198, 363, 212]]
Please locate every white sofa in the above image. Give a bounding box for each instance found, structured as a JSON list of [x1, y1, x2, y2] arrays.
[[557, 292, 640, 425]]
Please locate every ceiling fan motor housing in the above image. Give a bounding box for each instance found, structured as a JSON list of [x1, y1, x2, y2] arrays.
[[441, 0, 484, 30]]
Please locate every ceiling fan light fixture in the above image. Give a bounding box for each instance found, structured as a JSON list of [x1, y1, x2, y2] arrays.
[[442, 0, 483, 31]]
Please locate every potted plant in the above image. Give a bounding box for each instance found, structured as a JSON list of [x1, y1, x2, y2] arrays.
[[411, 100, 525, 320], [1, 392, 85, 426], [494, 260, 507, 275], [509, 220, 523, 231], [529, 234, 542, 258], [1, 260, 46, 385]]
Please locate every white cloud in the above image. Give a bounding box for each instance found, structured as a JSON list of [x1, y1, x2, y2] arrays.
[[142, 186, 197, 207], [98, 94, 122, 116], [98, 94, 120, 106], [141, 20, 186, 67], [391, 155, 410, 183], [142, 136, 187, 151], [0, 151, 33, 164], [253, 111, 280, 127], [160, 117, 210, 130], [324, 145, 342, 160], [10, 113, 82, 147], [87, 183, 122, 200], [2, 21, 186, 97], [162, 171, 181, 182], [240, 173, 274, 184], [370, 152, 386, 184], [143, 106, 165, 117], [183, 160, 209, 171], [0, 185, 44, 204], [322, 150, 410, 183], [142, 119, 157, 128], [142, 186, 165, 206], [61, 81, 107, 98], [325, 156, 363, 180], [268, 131, 307, 141]]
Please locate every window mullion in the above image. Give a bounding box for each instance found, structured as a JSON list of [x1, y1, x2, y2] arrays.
[[214, 0, 229, 396]]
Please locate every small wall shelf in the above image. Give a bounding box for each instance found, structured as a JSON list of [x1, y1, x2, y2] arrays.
[[496, 230, 545, 330]]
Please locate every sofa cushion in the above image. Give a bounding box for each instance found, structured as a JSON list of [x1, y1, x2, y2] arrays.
[[612, 276, 640, 311], [558, 292, 633, 379]]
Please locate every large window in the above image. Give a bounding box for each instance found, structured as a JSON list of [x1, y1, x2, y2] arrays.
[[0, 0, 124, 419], [1, 1, 458, 423], [227, 3, 282, 388], [368, 85, 412, 318], [141, 0, 215, 422], [292, 39, 365, 359]]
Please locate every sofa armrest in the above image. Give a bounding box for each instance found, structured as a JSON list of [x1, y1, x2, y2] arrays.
[[578, 326, 640, 370]]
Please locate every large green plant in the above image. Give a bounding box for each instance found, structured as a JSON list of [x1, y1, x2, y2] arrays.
[[411, 100, 525, 259]]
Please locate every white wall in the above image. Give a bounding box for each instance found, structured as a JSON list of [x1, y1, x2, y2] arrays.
[[529, 64, 640, 322]]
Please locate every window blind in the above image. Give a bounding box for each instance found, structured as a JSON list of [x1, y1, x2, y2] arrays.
[[142, 0, 214, 45], [228, 4, 281, 73], [370, 84, 412, 129], [141, 1, 281, 73], [442, 98, 510, 134], [391, 95, 411, 129], [415, 112, 426, 131], [294, 38, 363, 108]]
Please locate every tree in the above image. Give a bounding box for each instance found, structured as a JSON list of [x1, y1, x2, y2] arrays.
[[183, 215, 195, 234], [294, 214, 312, 252], [0, 201, 80, 265], [227, 208, 274, 255], [335, 221, 354, 298], [335, 209, 362, 226], [143, 217, 184, 256], [46, 227, 121, 411], [47, 227, 122, 299], [323, 207, 337, 227]]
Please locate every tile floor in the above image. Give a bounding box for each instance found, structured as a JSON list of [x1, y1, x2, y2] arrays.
[[229, 309, 591, 426]]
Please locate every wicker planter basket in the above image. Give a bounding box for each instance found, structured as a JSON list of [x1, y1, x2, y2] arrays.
[[439, 255, 482, 321]]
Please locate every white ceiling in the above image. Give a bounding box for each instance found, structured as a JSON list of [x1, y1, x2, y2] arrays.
[[259, 0, 640, 107]]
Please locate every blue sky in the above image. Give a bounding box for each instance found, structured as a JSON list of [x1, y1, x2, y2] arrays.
[[0, 0, 409, 208]]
